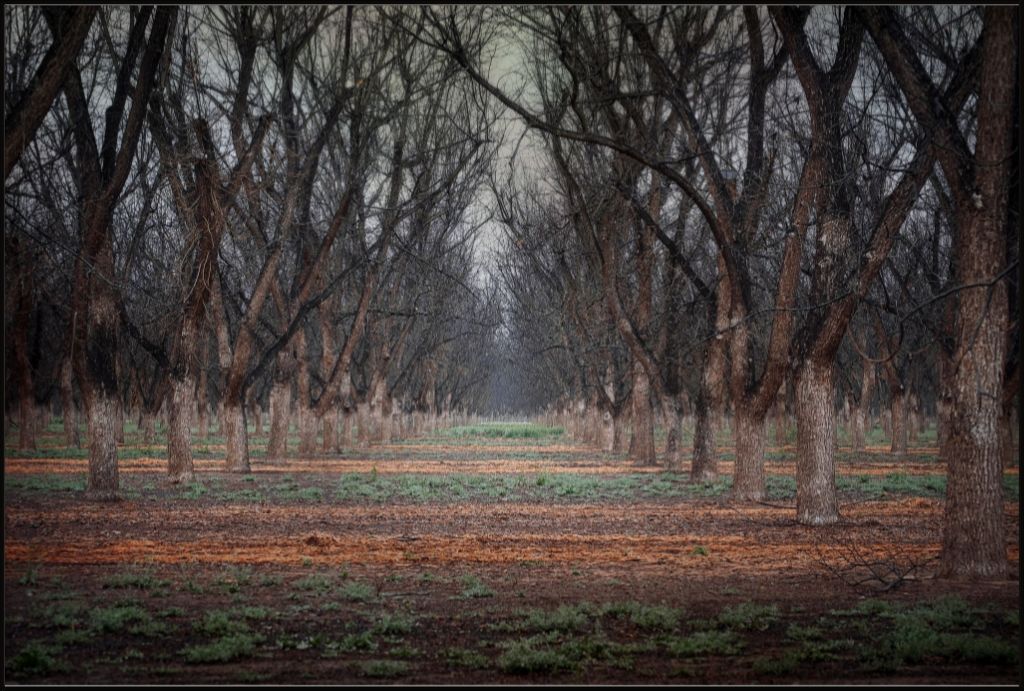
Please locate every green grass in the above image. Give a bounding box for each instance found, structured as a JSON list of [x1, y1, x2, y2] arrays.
[[717, 602, 780, 631], [182, 633, 263, 663], [460, 574, 495, 599], [663, 630, 744, 657], [6, 641, 69, 677], [359, 659, 409, 678], [444, 423, 564, 439]]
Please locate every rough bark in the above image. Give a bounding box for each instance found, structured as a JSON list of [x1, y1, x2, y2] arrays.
[[691, 394, 718, 482], [356, 399, 371, 448], [222, 402, 250, 473], [267, 366, 292, 463], [630, 363, 656, 466], [795, 358, 840, 525], [889, 389, 908, 456], [731, 405, 765, 501], [166, 376, 195, 484]]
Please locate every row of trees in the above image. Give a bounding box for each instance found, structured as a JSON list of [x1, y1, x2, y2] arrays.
[[4, 7, 502, 486], [3, 6, 1018, 581], [430, 6, 1016, 579]]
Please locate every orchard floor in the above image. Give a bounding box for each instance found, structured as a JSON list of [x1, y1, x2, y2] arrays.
[[4, 423, 1020, 684]]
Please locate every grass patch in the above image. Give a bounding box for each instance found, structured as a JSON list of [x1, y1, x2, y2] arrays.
[[182, 633, 263, 663], [359, 659, 409, 678], [444, 423, 564, 439], [717, 602, 780, 631], [663, 630, 744, 657], [460, 574, 495, 599], [6, 641, 68, 677]]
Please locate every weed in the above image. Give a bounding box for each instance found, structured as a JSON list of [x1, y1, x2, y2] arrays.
[[193, 611, 250, 637], [460, 574, 495, 599], [785, 623, 824, 642], [664, 630, 743, 657], [293, 574, 333, 592], [7, 641, 68, 677], [601, 601, 681, 631], [360, 659, 409, 678], [497, 639, 576, 674], [19, 564, 40, 585], [516, 603, 595, 633], [444, 647, 490, 669], [102, 570, 170, 591], [340, 581, 375, 602], [388, 644, 421, 659], [89, 604, 165, 636], [373, 613, 415, 636], [752, 651, 800, 676], [332, 631, 378, 653], [182, 633, 263, 663], [718, 602, 780, 631]]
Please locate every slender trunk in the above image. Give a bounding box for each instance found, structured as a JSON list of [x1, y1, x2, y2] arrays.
[[731, 405, 765, 501], [601, 409, 615, 453], [223, 401, 250, 472], [691, 396, 718, 482], [83, 249, 121, 500], [850, 404, 865, 453], [60, 357, 80, 447], [266, 360, 290, 462], [381, 395, 393, 444], [773, 397, 787, 447], [85, 387, 119, 500], [889, 388, 908, 455], [197, 357, 209, 439], [141, 410, 155, 445], [251, 400, 263, 437], [296, 331, 316, 455], [166, 376, 196, 484], [630, 363, 656, 466], [795, 359, 839, 525], [356, 400, 371, 448], [665, 399, 684, 471], [322, 407, 337, 452], [340, 407, 353, 448]]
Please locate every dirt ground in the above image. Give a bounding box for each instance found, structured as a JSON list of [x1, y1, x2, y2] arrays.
[[4, 431, 1020, 684]]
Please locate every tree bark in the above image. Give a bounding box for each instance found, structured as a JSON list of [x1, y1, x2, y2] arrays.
[[889, 388, 908, 455], [630, 362, 656, 465], [795, 358, 839, 524], [223, 401, 250, 473], [166, 376, 195, 484], [731, 405, 765, 501], [267, 361, 292, 463]]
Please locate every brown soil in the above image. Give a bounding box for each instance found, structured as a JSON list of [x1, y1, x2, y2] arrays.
[[4, 433, 1020, 685]]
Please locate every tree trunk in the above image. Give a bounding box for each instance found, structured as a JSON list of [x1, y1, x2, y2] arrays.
[[197, 358, 209, 439], [223, 400, 250, 472], [267, 372, 291, 463], [251, 401, 263, 437], [381, 395, 393, 444], [630, 363, 656, 466], [60, 357, 80, 447], [356, 400, 371, 448], [322, 407, 337, 452], [731, 405, 765, 501], [795, 359, 839, 525], [141, 410, 155, 445], [889, 388, 908, 455], [340, 407, 353, 448], [773, 397, 787, 447], [166, 376, 196, 484], [296, 331, 317, 455], [664, 398, 684, 471], [691, 394, 718, 482]]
